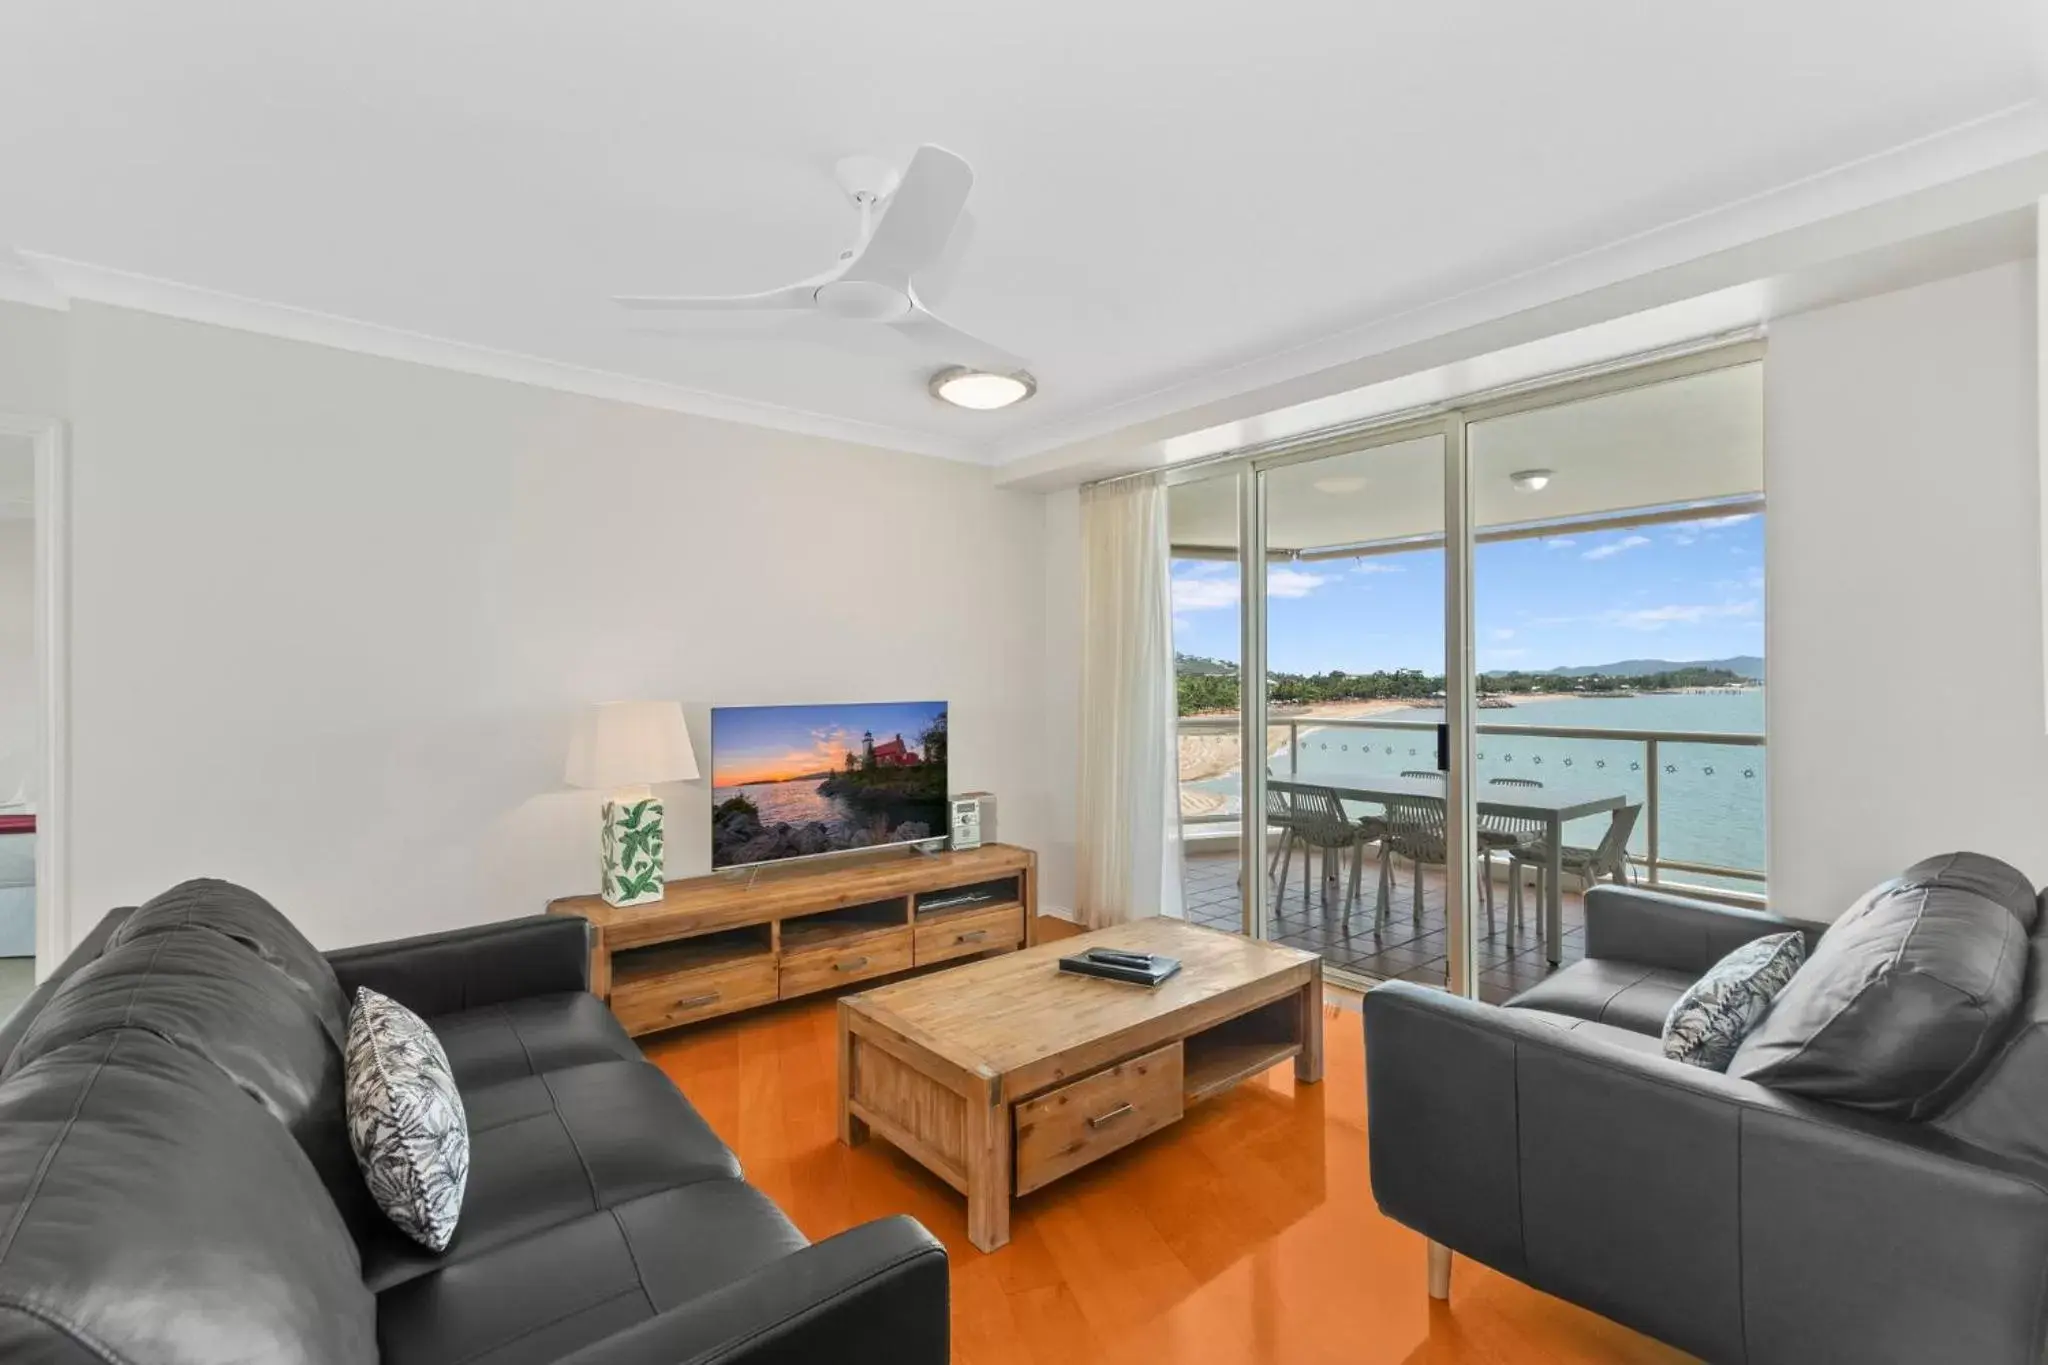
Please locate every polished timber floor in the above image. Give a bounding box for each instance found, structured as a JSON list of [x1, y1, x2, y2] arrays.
[[642, 919, 1690, 1365], [1181, 843, 1588, 1003]]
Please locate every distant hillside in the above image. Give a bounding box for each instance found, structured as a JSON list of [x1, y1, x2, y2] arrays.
[[1174, 652, 1239, 677], [1542, 656, 1764, 681]]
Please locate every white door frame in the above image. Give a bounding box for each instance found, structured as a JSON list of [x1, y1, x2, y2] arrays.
[[0, 409, 68, 980]]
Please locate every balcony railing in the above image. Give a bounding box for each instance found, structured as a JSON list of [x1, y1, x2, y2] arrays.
[[1178, 713, 1766, 893]]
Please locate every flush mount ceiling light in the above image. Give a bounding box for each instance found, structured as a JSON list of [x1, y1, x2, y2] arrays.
[[929, 366, 1037, 411], [1510, 468, 1554, 492], [1312, 476, 1368, 494]]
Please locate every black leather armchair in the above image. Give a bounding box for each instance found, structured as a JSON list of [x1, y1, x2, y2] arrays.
[[1365, 884, 2048, 1365]]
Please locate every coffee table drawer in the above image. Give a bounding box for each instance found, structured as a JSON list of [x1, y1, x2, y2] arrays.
[[779, 928, 913, 998], [1014, 1041, 1184, 1195], [610, 956, 777, 1036], [914, 903, 1024, 965]]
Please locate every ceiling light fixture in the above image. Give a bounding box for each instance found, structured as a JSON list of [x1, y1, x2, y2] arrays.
[[1510, 468, 1553, 492], [1312, 476, 1368, 495], [929, 366, 1037, 411]]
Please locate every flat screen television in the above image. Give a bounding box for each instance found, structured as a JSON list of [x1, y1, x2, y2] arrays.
[[710, 701, 949, 869]]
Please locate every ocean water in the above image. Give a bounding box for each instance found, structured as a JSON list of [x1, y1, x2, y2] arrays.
[[1189, 689, 1767, 886], [714, 778, 857, 832]]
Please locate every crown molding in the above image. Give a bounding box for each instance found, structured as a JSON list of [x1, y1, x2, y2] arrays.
[[15, 253, 984, 464], [988, 98, 2048, 473], [0, 251, 67, 311]]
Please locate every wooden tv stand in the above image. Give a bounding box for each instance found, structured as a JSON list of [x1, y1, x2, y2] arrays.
[[547, 844, 1037, 1037]]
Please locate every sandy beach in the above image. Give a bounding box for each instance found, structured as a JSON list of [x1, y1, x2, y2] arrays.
[[1176, 693, 1577, 816]]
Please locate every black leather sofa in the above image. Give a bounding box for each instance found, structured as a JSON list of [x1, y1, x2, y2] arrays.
[[1364, 872, 2048, 1365], [0, 879, 949, 1365]]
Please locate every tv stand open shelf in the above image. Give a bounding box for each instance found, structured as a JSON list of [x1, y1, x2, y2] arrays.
[[548, 843, 1037, 1038]]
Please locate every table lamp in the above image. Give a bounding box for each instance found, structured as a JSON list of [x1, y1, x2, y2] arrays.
[[565, 700, 698, 907]]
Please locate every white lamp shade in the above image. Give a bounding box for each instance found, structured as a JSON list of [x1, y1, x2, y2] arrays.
[[564, 700, 699, 790]]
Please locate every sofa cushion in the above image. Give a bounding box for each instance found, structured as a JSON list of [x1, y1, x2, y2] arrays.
[[360, 1059, 743, 1290], [1513, 1009, 1670, 1058], [3, 929, 366, 1224], [1729, 860, 2029, 1117], [0, 1029, 376, 1365], [1936, 933, 2048, 1163], [347, 988, 471, 1253], [375, 1181, 807, 1365], [1662, 931, 1806, 1071], [109, 877, 351, 1048], [1506, 959, 1697, 1036], [430, 991, 642, 1089], [1896, 851, 2038, 933]]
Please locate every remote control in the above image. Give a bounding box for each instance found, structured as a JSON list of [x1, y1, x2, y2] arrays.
[[1085, 949, 1155, 969]]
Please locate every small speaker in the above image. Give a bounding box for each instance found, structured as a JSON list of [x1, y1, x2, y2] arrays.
[[949, 792, 994, 851]]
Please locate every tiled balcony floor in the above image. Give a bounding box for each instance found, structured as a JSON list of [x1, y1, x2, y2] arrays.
[[1182, 842, 1587, 1005]]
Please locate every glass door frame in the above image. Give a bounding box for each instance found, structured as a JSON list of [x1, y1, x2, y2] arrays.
[[1159, 335, 1766, 998]]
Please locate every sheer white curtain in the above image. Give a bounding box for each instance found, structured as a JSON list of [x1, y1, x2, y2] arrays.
[[1075, 473, 1184, 928]]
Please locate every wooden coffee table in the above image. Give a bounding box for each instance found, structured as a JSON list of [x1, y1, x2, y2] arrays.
[[837, 918, 1322, 1251]]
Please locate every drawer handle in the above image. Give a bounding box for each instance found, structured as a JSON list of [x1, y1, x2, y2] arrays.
[[955, 929, 989, 944], [676, 992, 720, 1009], [833, 956, 871, 973], [1087, 1102, 1135, 1129]]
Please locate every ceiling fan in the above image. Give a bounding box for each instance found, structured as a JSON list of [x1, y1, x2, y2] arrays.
[[614, 145, 1027, 384]]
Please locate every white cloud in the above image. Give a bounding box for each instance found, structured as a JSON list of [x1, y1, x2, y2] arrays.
[[1351, 561, 1405, 575], [1602, 599, 1759, 631], [1690, 513, 1755, 529], [1582, 535, 1651, 561], [1171, 575, 1239, 612], [1491, 628, 1516, 642], [1266, 567, 1331, 598], [1543, 538, 1576, 549]]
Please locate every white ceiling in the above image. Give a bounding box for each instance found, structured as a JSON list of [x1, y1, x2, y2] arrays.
[[1171, 362, 1764, 551], [2, 3, 2043, 463]]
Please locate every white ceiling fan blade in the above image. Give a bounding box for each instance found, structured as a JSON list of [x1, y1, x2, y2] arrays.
[[890, 301, 1024, 375], [613, 263, 840, 313], [842, 145, 973, 287]]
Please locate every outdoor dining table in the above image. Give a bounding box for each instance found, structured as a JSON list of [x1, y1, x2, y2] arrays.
[[1269, 773, 1627, 966]]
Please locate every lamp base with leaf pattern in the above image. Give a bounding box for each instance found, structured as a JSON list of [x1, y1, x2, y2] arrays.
[[600, 789, 666, 908]]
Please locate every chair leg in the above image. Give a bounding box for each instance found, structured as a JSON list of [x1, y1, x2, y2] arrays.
[[1274, 832, 1293, 910], [1427, 1241, 1452, 1301], [1482, 852, 1496, 939], [1376, 852, 1393, 928], [1412, 858, 1423, 926]]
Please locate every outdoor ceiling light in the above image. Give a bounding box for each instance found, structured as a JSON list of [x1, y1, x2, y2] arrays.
[[1510, 468, 1554, 492], [929, 366, 1037, 410], [1312, 476, 1368, 494]]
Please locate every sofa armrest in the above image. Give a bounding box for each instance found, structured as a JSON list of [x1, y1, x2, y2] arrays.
[[1364, 981, 2048, 1365], [1581, 884, 1816, 974], [325, 914, 591, 1017], [550, 1216, 947, 1365]]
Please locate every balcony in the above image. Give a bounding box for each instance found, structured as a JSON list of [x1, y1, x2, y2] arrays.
[[1178, 712, 1766, 1000]]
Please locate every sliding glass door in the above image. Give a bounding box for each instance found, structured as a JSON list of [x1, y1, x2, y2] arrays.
[[1242, 424, 1473, 995]]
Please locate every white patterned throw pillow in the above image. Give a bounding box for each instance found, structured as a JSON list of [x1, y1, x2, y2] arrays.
[[1662, 932, 1806, 1071], [344, 987, 469, 1251]]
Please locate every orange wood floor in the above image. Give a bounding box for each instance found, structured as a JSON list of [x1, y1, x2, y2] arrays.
[[641, 919, 1693, 1365]]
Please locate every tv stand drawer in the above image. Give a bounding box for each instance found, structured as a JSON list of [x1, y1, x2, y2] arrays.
[[778, 927, 913, 998], [610, 956, 777, 1036], [914, 902, 1024, 965]]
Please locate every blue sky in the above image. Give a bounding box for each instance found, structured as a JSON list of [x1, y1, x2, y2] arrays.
[[1172, 512, 1764, 674]]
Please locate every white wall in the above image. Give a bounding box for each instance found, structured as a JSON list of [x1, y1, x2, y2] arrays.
[[0, 516, 36, 797], [0, 301, 67, 419], [58, 303, 1053, 951], [1767, 259, 2046, 919]]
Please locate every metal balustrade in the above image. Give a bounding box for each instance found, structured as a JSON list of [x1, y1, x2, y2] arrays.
[[1178, 713, 1767, 892]]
